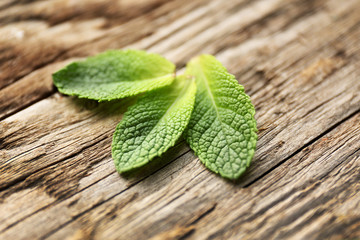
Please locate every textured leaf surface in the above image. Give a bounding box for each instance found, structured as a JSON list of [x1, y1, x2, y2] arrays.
[[184, 55, 257, 179], [112, 76, 196, 172], [52, 49, 175, 101]]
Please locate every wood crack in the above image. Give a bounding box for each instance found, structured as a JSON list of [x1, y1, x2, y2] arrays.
[[38, 149, 193, 239], [0, 91, 56, 122], [243, 108, 360, 188], [1, 143, 191, 235], [0, 135, 107, 195]]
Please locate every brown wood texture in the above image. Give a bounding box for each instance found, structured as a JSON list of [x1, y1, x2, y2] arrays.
[[1, 0, 360, 239]]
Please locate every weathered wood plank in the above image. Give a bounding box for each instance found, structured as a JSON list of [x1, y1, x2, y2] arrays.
[[14, 109, 359, 240], [0, 0, 225, 116], [0, 0, 338, 117], [0, 0, 204, 89], [0, 59, 79, 120], [190, 113, 360, 240], [0, 0, 359, 239]]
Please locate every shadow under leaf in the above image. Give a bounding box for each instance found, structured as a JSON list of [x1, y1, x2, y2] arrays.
[[66, 94, 140, 117], [119, 139, 188, 181]]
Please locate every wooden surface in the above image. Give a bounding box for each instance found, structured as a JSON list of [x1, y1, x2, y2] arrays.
[[1, 0, 360, 239]]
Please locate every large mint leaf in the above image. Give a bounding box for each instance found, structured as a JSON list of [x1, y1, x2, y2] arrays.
[[52, 49, 175, 101], [184, 55, 257, 179], [112, 75, 196, 172]]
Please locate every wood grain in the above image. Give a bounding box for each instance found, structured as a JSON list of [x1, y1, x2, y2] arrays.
[[0, 0, 359, 239]]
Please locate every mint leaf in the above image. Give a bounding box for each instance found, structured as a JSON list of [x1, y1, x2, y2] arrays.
[[184, 55, 257, 179], [52, 49, 175, 101], [112, 75, 196, 173]]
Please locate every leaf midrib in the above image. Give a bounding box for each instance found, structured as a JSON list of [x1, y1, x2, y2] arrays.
[[63, 73, 174, 84], [195, 61, 221, 121], [194, 59, 236, 176]]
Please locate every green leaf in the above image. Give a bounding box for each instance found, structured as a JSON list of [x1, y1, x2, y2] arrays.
[[184, 55, 257, 179], [112, 75, 196, 173], [52, 49, 175, 101]]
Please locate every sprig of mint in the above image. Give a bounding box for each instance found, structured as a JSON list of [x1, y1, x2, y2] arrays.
[[53, 49, 257, 180]]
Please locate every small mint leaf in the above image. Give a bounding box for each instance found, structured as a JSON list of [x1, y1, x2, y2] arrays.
[[112, 75, 196, 172], [184, 55, 257, 180], [52, 49, 175, 101]]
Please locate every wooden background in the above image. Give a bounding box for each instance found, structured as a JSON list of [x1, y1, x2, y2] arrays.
[[1, 0, 360, 239]]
